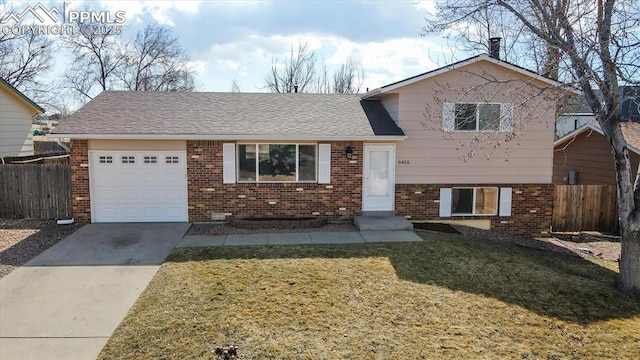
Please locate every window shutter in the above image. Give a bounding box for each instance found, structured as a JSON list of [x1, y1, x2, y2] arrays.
[[223, 143, 236, 184], [499, 103, 514, 132], [439, 188, 452, 217], [499, 187, 512, 216], [318, 144, 331, 184], [442, 102, 455, 132]]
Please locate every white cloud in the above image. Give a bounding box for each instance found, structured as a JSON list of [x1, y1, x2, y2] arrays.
[[195, 31, 447, 92], [414, 0, 436, 15], [187, 60, 207, 75], [324, 36, 442, 88], [98, 0, 202, 26]]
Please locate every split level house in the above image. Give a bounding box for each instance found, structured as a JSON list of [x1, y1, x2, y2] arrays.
[[0, 77, 44, 157], [51, 53, 575, 237]]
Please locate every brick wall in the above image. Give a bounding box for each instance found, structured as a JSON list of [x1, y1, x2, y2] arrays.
[[395, 184, 553, 237], [187, 140, 363, 222], [70, 139, 91, 222]]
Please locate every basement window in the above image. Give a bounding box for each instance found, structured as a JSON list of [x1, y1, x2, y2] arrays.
[[451, 187, 498, 215]]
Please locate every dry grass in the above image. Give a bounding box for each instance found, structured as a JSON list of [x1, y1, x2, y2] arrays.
[[99, 232, 640, 359]]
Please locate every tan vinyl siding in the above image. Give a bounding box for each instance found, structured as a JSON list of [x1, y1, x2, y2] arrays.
[[0, 86, 35, 157], [553, 131, 640, 184], [379, 93, 399, 124], [390, 60, 556, 184], [88, 139, 187, 151]]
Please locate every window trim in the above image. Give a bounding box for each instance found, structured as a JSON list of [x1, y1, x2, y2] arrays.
[[451, 187, 499, 216], [236, 143, 318, 183], [454, 103, 501, 132]]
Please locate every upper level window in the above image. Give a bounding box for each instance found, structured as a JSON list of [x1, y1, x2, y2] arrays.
[[237, 144, 316, 182], [443, 102, 513, 132], [455, 103, 500, 131]]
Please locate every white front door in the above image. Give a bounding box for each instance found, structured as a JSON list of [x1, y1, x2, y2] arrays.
[[362, 144, 395, 211]]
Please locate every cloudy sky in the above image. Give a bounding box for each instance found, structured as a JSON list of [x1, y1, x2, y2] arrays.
[[3, 0, 479, 93]]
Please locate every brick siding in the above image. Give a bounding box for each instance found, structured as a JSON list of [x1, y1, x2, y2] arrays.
[[187, 140, 363, 222], [69, 139, 91, 222], [395, 184, 553, 237], [70, 139, 552, 237]]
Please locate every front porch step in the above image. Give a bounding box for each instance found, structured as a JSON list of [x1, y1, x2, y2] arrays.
[[354, 213, 413, 231], [361, 211, 397, 217]]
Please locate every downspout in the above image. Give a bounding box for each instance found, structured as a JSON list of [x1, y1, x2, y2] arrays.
[[55, 137, 73, 226], [56, 138, 71, 153]]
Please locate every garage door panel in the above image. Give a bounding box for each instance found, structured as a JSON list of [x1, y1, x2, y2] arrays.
[[164, 189, 185, 201], [90, 151, 188, 223]]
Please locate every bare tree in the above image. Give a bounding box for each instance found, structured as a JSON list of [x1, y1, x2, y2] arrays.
[[265, 41, 366, 94], [264, 41, 317, 93], [0, 31, 54, 97], [63, 24, 125, 100], [423, 1, 570, 81], [118, 24, 195, 92], [63, 22, 195, 102], [426, 0, 640, 301], [230, 79, 242, 92], [332, 57, 364, 94]]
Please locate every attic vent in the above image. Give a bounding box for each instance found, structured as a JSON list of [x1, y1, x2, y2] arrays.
[[193, 140, 215, 147]]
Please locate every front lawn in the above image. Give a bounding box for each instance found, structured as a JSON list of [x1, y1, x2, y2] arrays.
[[99, 231, 640, 359]]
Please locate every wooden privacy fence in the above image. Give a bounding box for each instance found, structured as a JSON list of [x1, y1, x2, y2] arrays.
[[0, 164, 72, 219], [552, 185, 618, 233]]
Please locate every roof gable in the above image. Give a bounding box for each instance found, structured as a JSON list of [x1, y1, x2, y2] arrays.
[[0, 77, 44, 114], [362, 54, 580, 98]]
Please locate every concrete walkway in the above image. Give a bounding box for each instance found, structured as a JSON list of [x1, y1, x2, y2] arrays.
[[0, 223, 190, 360], [177, 230, 422, 247]]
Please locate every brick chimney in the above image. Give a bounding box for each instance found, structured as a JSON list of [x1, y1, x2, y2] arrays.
[[489, 37, 501, 60]]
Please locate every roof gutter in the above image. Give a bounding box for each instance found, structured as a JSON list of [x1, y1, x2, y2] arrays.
[[47, 133, 407, 141]]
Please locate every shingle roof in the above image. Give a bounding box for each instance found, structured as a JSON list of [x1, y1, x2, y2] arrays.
[[52, 91, 403, 139], [360, 100, 404, 136]]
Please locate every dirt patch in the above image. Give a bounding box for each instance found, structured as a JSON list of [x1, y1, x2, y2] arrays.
[[452, 225, 621, 265], [413, 222, 461, 234], [545, 238, 621, 262], [0, 219, 83, 279]]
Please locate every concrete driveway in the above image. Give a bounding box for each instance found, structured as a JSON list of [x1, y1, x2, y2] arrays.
[[0, 223, 190, 360]]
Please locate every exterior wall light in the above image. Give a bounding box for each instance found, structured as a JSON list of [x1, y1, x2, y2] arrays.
[[345, 146, 354, 159]]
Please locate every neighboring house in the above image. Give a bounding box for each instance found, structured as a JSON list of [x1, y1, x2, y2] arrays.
[[0, 77, 44, 157], [553, 122, 640, 185], [51, 54, 571, 236], [555, 86, 640, 138]]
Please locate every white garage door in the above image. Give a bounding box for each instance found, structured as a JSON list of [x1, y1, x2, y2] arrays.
[[89, 151, 188, 222]]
